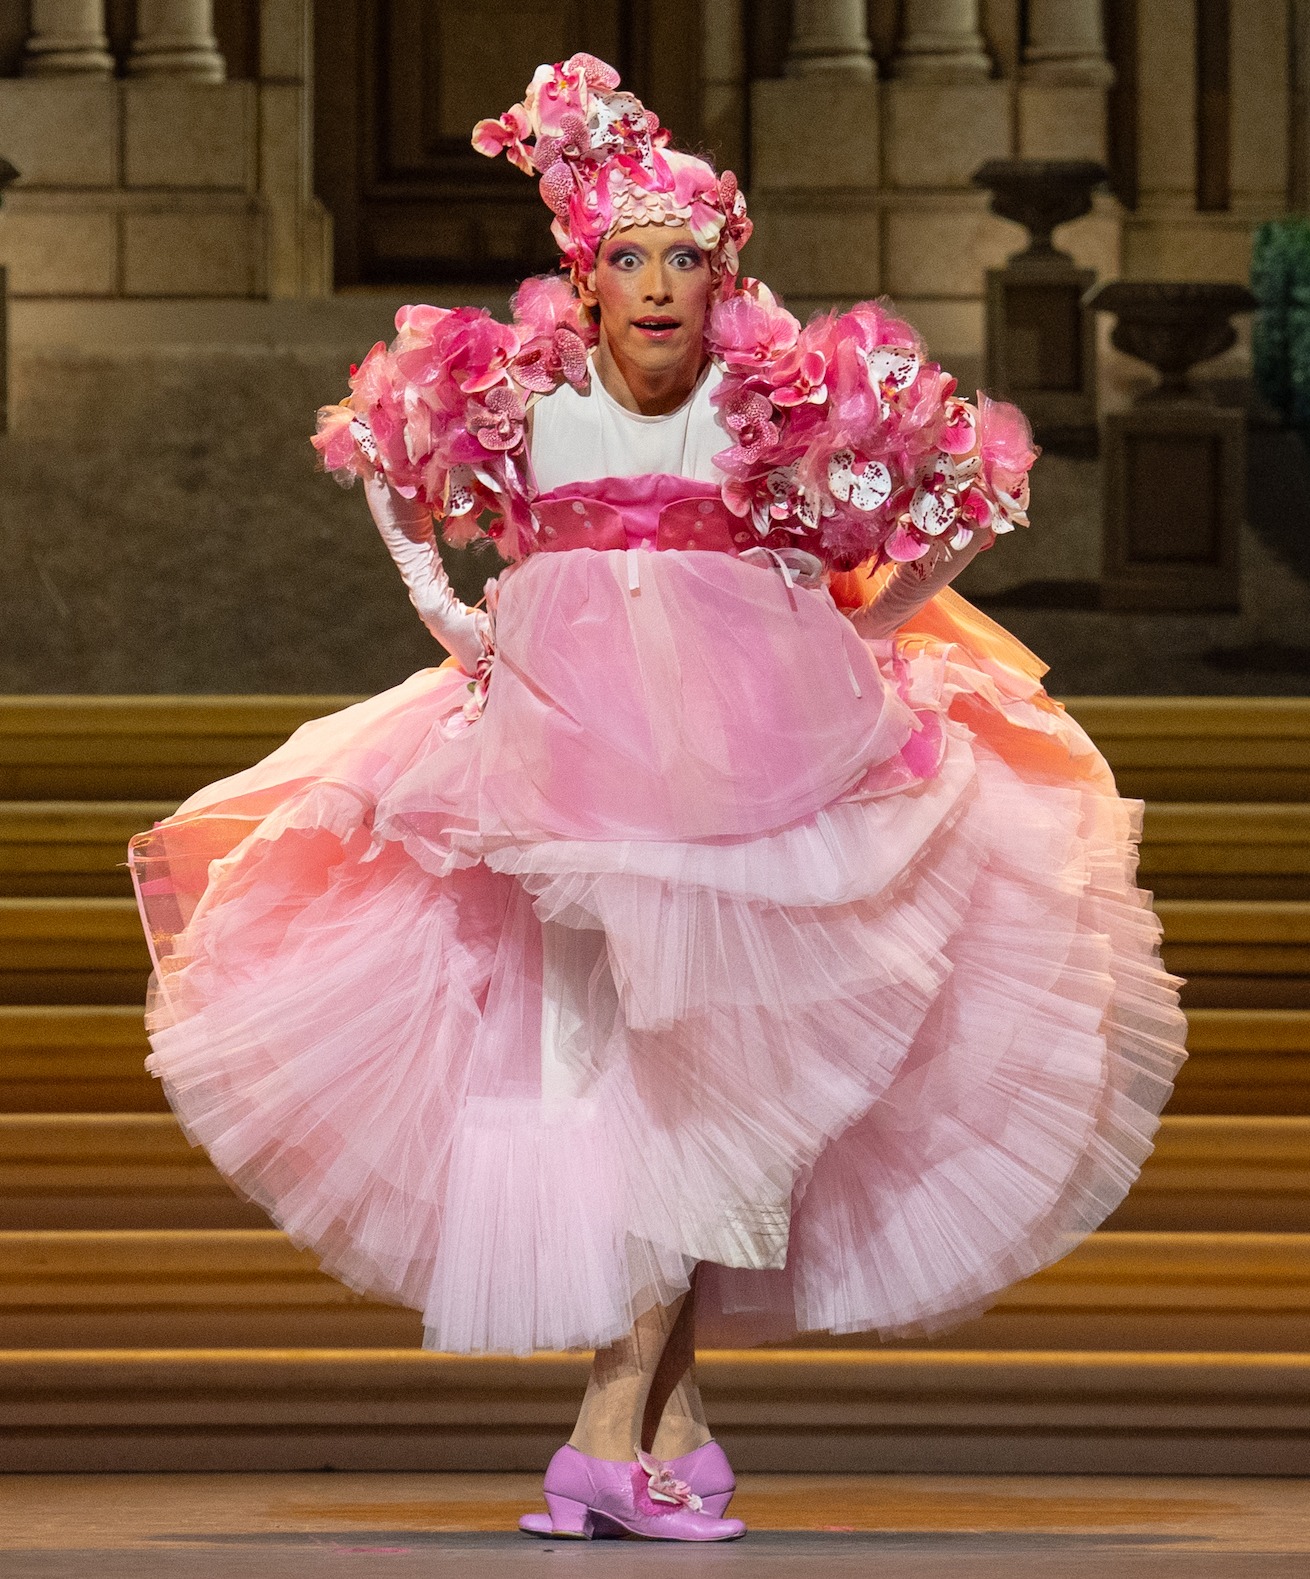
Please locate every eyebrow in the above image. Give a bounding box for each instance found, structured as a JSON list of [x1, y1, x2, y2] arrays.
[[603, 239, 705, 262]]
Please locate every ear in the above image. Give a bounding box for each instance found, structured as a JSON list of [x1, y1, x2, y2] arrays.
[[575, 268, 599, 311]]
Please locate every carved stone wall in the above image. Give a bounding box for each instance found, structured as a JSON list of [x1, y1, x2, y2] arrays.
[[0, 0, 330, 299]]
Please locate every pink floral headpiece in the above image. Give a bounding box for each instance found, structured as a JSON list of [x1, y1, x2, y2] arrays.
[[473, 52, 751, 298]]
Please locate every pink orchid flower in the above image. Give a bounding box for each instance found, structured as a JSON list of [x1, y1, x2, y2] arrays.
[[722, 389, 780, 462], [769, 347, 828, 406], [884, 522, 932, 562], [526, 60, 592, 139], [469, 103, 533, 175], [397, 310, 521, 404], [908, 475, 961, 538], [709, 289, 799, 371], [510, 273, 588, 341], [937, 397, 978, 455], [468, 386, 526, 452]]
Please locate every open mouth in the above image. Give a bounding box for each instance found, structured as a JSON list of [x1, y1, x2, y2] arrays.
[[632, 317, 681, 336]]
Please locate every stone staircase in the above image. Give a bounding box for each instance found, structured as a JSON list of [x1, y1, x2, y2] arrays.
[[1, 695, 1308, 1474]]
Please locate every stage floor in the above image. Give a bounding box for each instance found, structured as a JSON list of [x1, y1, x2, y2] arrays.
[[1, 1472, 1307, 1577]]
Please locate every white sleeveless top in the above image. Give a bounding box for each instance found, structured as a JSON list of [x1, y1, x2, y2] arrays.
[[529, 359, 726, 493]]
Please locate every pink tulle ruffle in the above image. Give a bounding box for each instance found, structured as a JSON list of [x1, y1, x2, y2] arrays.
[[132, 551, 1186, 1355]]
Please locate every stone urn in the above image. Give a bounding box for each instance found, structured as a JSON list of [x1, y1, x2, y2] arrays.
[[1083, 281, 1258, 400], [1084, 282, 1254, 613], [971, 160, 1108, 450], [971, 159, 1109, 264]]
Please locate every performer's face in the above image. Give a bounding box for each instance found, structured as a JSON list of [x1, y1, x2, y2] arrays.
[[582, 225, 712, 377]]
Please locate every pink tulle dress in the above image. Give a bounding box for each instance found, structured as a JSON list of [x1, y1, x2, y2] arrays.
[[130, 363, 1188, 1357]]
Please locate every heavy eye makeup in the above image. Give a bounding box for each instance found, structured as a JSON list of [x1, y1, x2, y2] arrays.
[[601, 242, 706, 273]]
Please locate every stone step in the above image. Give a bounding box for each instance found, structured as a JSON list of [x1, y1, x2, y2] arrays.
[[1062, 697, 1310, 803], [1102, 1117, 1310, 1230], [4, 896, 1305, 1008], [1, 1346, 1305, 1476], [0, 696, 357, 801], [1157, 901, 1310, 1008], [0, 1114, 268, 1229], [0, 899, 151, 1005], [3, 1112, 1305, 1234], [4, 798, 1306, 903], [1138, 803, 1310, 900], [0, 802, 177, 898], [1172, 1008, 1310, 1114], [0, 1229, 1304, 1355], [3, 697, 1309, 803], [2, 1006, 1307, 1118], [0, 1006, 163, 1113]]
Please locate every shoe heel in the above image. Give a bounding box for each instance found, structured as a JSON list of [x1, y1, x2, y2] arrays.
[[700, 1491, 734, 1518], [543, 1492, 594, 1538]]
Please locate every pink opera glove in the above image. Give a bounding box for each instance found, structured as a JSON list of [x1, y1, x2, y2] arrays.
[[363, 473, 491, 675], [850, 529, 992, 641]]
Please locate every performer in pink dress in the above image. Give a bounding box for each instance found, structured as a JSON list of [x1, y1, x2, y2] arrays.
[[131, 55, 1187, 1543]]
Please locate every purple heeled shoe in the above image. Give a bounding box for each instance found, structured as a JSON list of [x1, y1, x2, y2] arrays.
[[518, 1442, 744, 1541]]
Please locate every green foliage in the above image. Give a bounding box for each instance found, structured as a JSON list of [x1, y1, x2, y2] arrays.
[[1252, 218, 1310, 425]]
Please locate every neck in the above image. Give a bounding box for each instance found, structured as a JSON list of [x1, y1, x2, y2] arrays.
[[594, 330, 707, 416]]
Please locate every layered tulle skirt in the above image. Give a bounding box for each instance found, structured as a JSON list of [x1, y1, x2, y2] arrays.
[[131, 547, 1187, 1354]]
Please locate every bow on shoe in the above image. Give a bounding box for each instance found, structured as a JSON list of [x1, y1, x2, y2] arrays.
[[633, 1451, 704, 1515]]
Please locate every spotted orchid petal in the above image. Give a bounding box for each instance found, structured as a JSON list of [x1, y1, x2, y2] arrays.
[[909, 484, 959, 537], [828, 449, 892, 513], [865, 345, 920, 394]]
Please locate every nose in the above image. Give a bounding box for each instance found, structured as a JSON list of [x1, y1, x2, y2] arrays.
[[641, 260, 674, 305]]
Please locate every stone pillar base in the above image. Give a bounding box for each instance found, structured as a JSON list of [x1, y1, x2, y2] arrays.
[[1101, 403, 1244, 611]]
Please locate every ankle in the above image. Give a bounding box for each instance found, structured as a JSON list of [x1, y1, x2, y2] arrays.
[[568, 1423, 638, 1462], [649, 1419, 713, 1459]]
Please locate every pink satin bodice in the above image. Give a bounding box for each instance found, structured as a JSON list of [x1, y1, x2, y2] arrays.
[[532, 474, 750, 557]]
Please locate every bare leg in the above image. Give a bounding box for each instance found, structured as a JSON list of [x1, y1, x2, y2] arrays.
[[569, 1293, 687, 1461], [569, 1276, 713, 1462], [644, 1274, 711, 1458]]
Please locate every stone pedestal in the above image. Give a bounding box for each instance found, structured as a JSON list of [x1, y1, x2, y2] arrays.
[[1087, 282, 1256, 612], [984, 260, 1097, 445], [1100, 404, 1244, 611], [974, 160, 1106, 448]]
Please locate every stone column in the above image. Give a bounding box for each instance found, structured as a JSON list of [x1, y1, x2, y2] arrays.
[[1019, 0, 1114, 162], [786, 0, 874, 80], [702, 0, 746, 176], [1023, 0, 1114, 85], [894, 0, 991, 82], [749, 0, 880, 311], [258, 0, 332, 297], [23, 0, 114, 76], [129, 0, 226, 82]]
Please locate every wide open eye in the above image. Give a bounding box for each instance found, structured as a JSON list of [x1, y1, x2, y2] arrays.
[[667, 248, 705, 271], [605, 247, 643, 271]]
